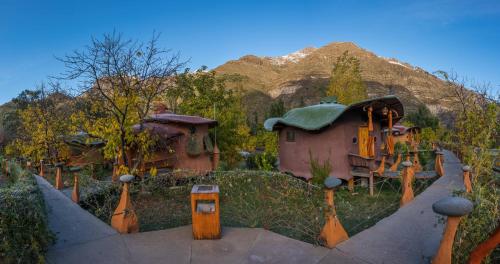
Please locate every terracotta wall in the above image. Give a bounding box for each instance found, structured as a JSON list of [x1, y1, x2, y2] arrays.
[[170, 123, 213, 172], [144, 123, 213, 172], [278, 111, 383, 181]]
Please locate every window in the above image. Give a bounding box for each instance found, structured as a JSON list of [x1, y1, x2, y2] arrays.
[[352, 137, 358, 144], [374, 136, 377, 142], [286, 131, 296, 142], [189, 126, 196, 134]]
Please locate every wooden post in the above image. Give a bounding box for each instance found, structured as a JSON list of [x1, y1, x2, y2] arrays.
[[55, 163, 64, 190], [70, 167, 81, 203], [413, 152, 422, 172], [390, 153, 402, 172], [432, 197, 473, 264], [370, 156, 386, 196], [320, 176, 349, 248], [112, 162, 119, 182], [347, 178, 354, 192], [435, 151, 445, 177], [467, 226, 500, 264], [39, 159, 45, 177], [111, 175, 139, 234], [90, 163, 96, 180], [212, 144, 220, 171], [400, 161, 414, 207], [462, 165, 472, 193]]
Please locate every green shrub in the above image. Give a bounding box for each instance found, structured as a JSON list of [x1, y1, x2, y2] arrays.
[[309, 151, 332, 185], [246, 152, 277, 171], [0, 163, 54, 264]]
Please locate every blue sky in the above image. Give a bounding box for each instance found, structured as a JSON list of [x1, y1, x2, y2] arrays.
[[1, 0, 499, 104]]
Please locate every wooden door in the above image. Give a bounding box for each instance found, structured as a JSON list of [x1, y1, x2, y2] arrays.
[[358, 126, 369, 158]]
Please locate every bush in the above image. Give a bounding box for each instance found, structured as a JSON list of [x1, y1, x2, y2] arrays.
[[309, 151, 332, 185], [0, 162, 53, 263], [246, 152, 277, 171]]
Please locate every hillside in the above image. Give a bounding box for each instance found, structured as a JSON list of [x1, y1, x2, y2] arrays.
[[214, 42, 456, 121]]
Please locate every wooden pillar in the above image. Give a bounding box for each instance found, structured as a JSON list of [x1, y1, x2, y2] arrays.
[[320, 176, 348, 248], [111, 175, 139, 234], [70, 167, 81, 203], [39, 159, 45, 177], [467, 226, 500, 264], [432, 197, 473, 264], [55, 163, 64, 190], [462, 165, 472, 193], [387, 110, 394, 156], [400, 161, 414, 207], [390, 153, 402, 172], [367, 106, 375, 158]]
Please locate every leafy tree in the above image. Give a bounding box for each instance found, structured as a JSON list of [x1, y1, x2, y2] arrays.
[[435, 71, 499, 263], [405, 105, 439, 130], [5, 84, 74, 162], [326, 51, 367, 105], [58, 32, 184, 168], [169, 68, 251, 167]]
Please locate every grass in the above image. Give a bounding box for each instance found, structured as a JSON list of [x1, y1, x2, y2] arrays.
[[77, 169, 436, 245]]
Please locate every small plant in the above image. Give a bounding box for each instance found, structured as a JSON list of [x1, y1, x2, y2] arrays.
[[309, 150, 332, 185]]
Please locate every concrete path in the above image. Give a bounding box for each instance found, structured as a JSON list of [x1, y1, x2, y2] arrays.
[[334, 150, 464, 264], [37, 150, 464, 264]]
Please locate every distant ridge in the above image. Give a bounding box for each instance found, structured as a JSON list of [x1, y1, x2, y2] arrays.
[[214, 42, 455, 121]]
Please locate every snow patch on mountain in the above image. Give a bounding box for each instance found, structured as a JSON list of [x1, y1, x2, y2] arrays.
[[268, 47, 316, 66], [378, 56, 413, 69]]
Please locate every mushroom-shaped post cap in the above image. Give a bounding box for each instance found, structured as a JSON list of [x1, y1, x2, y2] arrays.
[[119, 174, 135, 183], [54, 162, 65, 168], [324, 176, 342, 189], [462, 165, 471, 172], [69, 166, 82, 172], [432, 197, 473, 217], [402, 161, 413, 167]]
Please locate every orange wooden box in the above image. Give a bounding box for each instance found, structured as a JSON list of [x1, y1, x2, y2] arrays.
[[191, 185, 221, 240]]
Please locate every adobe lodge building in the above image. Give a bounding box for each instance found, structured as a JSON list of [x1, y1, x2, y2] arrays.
[[131, 111, 219, 176], [265, 96, 404, 185]]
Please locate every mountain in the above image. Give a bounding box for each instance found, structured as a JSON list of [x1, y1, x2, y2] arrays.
[[214, 42, 456, 122]]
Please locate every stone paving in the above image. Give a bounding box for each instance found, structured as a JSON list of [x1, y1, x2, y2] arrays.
[[37, 150, 464, 264]]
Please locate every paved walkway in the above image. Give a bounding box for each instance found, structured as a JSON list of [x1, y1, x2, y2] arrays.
[[37, 150, 464, 264]]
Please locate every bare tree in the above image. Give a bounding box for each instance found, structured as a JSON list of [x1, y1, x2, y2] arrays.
[[57, 32, 185, 167]]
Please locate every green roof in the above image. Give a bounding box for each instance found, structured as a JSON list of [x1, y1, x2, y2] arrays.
[[264, 95, 404, 131]]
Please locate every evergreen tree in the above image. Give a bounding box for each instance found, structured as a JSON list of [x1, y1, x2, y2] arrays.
[[405, 105, 439, 129], [267, 99, 286, 118], [327, 51, 367, 105]]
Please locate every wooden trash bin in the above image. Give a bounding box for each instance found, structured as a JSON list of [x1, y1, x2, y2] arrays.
[[191, 184, 221, 240]]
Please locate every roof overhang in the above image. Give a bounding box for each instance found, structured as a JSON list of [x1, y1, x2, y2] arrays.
[[265, 95, 404, 131]]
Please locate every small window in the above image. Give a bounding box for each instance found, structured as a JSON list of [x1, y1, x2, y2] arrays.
[[374, 136, 377, 142], [286, 131, 296, 142], [189, 126, 196, 134], [352, 137, 358, 144]]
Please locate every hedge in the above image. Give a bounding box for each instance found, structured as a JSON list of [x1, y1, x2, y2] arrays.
[[0, 161, 54, 264]]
